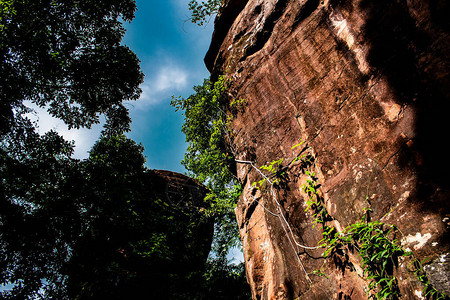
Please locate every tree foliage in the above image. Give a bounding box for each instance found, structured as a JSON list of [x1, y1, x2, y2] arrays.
[[0, 129, 80, 298], [64, 135, 214, 300], [171, 77, 232, 191], [171, 76, 251, 299], [0, 134, 215, 299], [1, 2, 145, 294], [171, 75, 239, 234], [0, 0, 144, 135], [0, 1, 250, 298], [188, 0, 222, 26]]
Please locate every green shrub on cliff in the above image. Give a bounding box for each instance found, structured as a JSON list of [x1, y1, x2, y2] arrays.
[[171, 76, 250, 298], [171, 76, 239, 217], [171, 75, 240, 237]]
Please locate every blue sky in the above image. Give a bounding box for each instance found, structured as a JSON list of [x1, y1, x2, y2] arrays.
[[123, 0, 215, 173], [122, 1, 243, 263]]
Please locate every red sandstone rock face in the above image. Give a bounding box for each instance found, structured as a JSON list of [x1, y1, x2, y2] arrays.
[[206, 0, 450, 299]]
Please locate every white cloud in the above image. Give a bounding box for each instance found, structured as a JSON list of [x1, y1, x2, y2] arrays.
[[20, 64, 189, 158], [25, 102, 103, 159], [129, 64, 189, 110], [154, 66, 188, 92]]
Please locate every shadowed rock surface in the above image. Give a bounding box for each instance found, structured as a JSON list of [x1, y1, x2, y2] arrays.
[[65, 170, 214, 299], [206, 0, 450, 299], [152, 169, 214, 270]]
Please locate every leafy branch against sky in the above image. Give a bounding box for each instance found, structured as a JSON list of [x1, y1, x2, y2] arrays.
[[30, 0, 214, 169]]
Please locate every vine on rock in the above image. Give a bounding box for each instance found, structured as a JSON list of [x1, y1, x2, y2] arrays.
[[302, 168, 446, 300], [239, 140, 446, 299], [236, 143, 322, 284]]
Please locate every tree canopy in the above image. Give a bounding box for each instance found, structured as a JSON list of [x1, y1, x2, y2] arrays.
[[1, 134, 216, 299], [0, 0, 144, 135], [171, 76, 241, 253], [171, 76, 251, 300], [1, 1, 251, 298], [188, 0, 222, 26], [64, 136, 215, 300]]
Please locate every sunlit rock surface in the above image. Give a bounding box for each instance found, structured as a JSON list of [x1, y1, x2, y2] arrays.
[[206, 0, 450, 298]]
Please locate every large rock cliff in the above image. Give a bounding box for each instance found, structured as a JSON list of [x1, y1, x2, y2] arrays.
[[205, 0, 450, 299]]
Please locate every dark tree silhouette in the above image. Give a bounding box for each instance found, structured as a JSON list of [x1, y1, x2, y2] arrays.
[[0, 0, 144, 135]]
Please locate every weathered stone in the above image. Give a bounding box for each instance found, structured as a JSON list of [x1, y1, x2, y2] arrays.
[[152, 170, 214, 270], [206, 0, 450, 299], [423, 253, 450, 296]]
